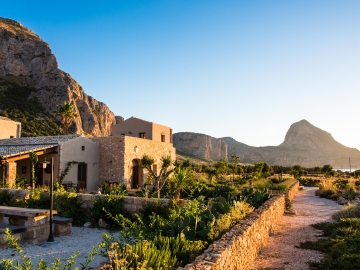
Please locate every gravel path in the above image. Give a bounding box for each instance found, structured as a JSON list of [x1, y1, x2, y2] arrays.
[[0, 227, 120, 269], [251, 187, 341, 270]]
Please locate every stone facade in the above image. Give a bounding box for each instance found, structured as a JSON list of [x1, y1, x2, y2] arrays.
[[91, 136, 176, 188]]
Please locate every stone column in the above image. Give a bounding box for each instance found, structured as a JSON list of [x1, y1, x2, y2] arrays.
[[6, 162, 17, 188]]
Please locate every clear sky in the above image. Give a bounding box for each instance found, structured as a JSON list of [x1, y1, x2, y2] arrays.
[[2, 1, 360, 150]]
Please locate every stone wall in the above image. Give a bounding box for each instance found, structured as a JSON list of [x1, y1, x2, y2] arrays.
[[90, 136, 125, 183], [76, 194, 172, 214], [179, 195, 286, 270]]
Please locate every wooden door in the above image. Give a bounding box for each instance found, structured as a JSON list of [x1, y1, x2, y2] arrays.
[[77, 164, 87, 189]]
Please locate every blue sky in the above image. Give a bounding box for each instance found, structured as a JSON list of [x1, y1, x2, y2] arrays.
[[2, 1, 360, 153]]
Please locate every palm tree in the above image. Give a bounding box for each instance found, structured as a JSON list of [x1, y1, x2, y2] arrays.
[[172, 167, 193, 200], [54, 101, 78, 134]]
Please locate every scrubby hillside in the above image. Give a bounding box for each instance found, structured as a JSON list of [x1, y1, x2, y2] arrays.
[[0, 76, 63, 136]]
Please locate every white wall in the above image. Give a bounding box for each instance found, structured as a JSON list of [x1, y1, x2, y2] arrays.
[[60, 136, 100, 192]]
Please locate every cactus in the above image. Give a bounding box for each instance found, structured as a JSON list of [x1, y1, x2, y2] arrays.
[[238, 188, 270, 208], [211, 196, 231, 217]]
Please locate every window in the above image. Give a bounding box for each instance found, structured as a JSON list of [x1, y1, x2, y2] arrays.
[[10, 136, 14, 138], [153, 165, 157, 174], [139, 133, 146, 139], [161, 134, 165, 142], [121, 133, 125, 136], [81, 146, 85, 151]]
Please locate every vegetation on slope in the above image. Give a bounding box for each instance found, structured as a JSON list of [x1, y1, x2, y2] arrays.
[[0, 76, 63, 137]]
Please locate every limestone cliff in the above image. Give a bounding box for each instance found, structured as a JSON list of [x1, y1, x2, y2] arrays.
[[223, 120, 360, 167], [0, 18, 115, 136], [175, 120, 360, 167], [173, 132, 228, 161]]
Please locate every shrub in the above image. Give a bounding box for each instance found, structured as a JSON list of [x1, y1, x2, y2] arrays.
[[333, 204, 360, 220], [26, 189, 50, 209], [54, 191, 88, 226], [91, 195, 124, 226], [315, 188, 336, 199], [0, 190, 20, 206], [299, 218, 360, 270]]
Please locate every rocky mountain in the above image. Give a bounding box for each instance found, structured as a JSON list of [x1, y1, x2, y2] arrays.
[[174, 120, 360, 167], [173, 132, 228, 161], [0, 17, 116, 136]]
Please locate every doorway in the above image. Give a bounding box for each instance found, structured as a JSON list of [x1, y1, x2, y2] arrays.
[[132, 159, 143, 188], [77, 163, 87, 189]]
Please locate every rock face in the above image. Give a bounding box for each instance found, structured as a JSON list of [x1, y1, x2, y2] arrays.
[[0, 17, 115, 136], [175, 120, 360, 167], [173, 132, 228, 161]]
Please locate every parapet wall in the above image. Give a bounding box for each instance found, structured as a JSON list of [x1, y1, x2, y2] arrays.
[[179, 195, 286, 270]]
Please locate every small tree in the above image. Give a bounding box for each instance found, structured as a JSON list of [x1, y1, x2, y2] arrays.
[[140, 154, 174, 198], [321, 164, 334, 178], [54, 101, 78, 134], [28, 151, 38, 190], [229, 154, 241, 181], [291, 165, 304, 179]]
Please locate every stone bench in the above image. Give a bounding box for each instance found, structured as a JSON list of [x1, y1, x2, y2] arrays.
[[53, 216, 72, 236], [0, 223, 26, 248]]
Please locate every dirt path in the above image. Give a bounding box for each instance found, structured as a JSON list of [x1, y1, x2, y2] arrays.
[[251, 187, 341, 270]]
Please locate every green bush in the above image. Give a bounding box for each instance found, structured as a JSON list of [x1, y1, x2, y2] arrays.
[[54, 191, 88, 226], [26, 190, 50, 209], [91, 195, 124, 226], [0, 190, 21, 206], [238, 188, 271, 208]]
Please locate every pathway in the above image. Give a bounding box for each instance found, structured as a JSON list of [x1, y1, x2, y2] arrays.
[[251, 187, 341, 270]]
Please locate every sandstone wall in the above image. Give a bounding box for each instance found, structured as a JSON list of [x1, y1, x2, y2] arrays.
[[179, 195, 285, 270], [173, 132, 228, 161], [90, 137, 125, 183]]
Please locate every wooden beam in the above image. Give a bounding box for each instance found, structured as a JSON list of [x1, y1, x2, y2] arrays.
[[0, 147, 57, 164]]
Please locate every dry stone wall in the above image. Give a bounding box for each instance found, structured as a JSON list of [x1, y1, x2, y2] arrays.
[[179, 195, 286, 270]]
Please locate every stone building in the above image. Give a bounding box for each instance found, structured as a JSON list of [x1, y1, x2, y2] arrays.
[[0, 117, 176, 191], [0, 135, 99, 191], [91, 117, 176, 188], [0, 116, 21, 139], [112, 116, 173, 143]]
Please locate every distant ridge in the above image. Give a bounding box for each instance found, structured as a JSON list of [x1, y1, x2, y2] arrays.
[[174, 120, 360, 167]]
